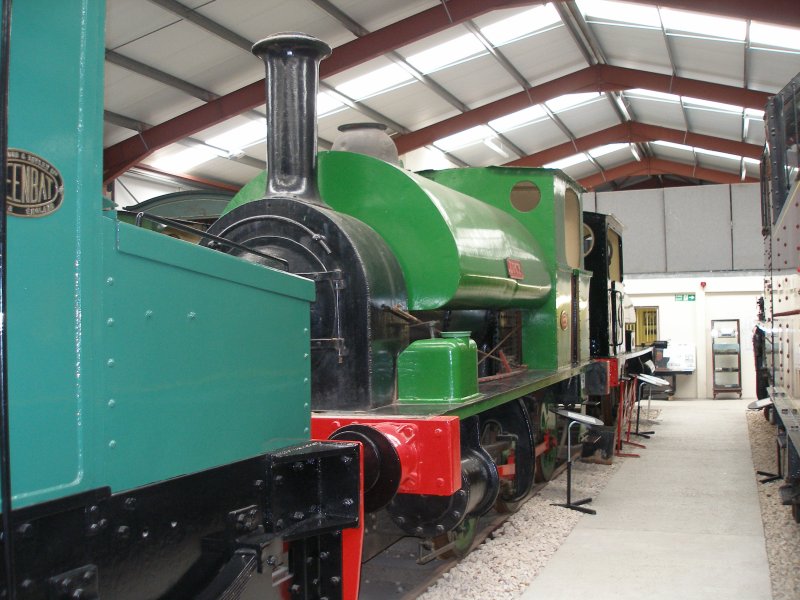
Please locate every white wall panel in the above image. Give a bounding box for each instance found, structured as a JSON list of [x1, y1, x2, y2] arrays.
[[731, 184, 764, 270], [664, 185, 731, 272], [596, 188, 666, 273]]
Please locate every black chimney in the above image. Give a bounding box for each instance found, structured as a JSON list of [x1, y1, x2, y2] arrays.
[[251, 33, 331, 204]]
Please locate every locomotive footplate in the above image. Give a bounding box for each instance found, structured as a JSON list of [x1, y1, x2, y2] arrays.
[[0, 441, 362, 600], [351, 363, 589, 421]]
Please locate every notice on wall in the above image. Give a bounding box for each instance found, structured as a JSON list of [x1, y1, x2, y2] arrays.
[[663, 343, 696, 372]]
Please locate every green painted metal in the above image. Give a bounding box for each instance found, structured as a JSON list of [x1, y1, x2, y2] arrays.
[[418, 166, 584, 272], [5, 0, 107, 509], [319, 152, 551, 310], [419, 166, 589, 372], [362, 364, 587, 419], [397, 332, 479, 403], [226, 154, 552, 310], [101, 220, 313, 493], [4, 0, 315, 509], [224, 171, 267, 215]]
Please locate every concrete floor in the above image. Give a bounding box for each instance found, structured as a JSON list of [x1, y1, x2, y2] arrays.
[[520, 398, 772, 600]]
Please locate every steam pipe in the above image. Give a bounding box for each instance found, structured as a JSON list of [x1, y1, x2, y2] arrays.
[[251, 33, 331, 204]]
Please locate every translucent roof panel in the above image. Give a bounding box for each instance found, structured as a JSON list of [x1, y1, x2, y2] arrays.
[[401, 146, 462, 172], [446, 139, 516, 167], [147, 144, 224, 174], [474, 22, 585, 87], [554, 99, 619, 138], [205, 119, 266, 156], [201, 0, 355, 50], [334, 63, 415, 101], [668, 35, 745, 88], [544, 153, 590, 170], [750, 22, 800, 52], [489, 105, 549, 133], [593, 147, 638, 170], [336, 0, 438, 33], [587, 22, 672, 74], [354, 80, 454, 132], [684, 105, 742, 141], [317, 92, 346, 118], [479, 3, 562, 47], [433, 125, 494, 153], [422, 54, 519, 108], [560, 159, 599, 181], [696, 153, 742, 175], [405, 33, 486, 74], [748, 48, 800, 92], [546, 92, 603, 113], [181, 154, 262, 186], [659, 8, 746, 42], [500, 118, 570, 157], [624, 94, 687, 131], [576, 0, 661, 28], [589, 143, 632, 159]]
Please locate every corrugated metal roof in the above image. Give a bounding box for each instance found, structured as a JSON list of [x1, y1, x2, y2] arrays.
[[103, 0, 800, 193]]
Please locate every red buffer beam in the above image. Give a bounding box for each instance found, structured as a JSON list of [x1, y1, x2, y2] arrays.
[[578, 157, 758, 190], [506, 122, 763, 167], [102, 0, 538, 183], [394, 65, 770, 155]]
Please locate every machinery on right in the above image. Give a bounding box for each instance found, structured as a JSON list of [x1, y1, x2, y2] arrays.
[[758, 70, 800, 522]]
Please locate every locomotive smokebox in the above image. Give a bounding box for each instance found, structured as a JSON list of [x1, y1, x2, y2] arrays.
[[252, 32, 331, 204], [206, 33, 409, 411]]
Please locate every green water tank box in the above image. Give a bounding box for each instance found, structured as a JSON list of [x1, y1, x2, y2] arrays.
[[397, 332, 479, 403]]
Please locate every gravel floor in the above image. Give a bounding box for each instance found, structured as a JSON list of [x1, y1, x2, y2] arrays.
[[746, 410, 800, 600], [417, 405, 800, 600], [416, 409, 654, 600]]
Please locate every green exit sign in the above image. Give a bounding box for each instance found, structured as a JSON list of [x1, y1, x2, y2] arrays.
[[687, 293, 696, 301], [675, 293, 696, 302]]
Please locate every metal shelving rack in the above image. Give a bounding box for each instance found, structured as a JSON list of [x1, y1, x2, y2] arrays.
[[711, 319, 742, 398]]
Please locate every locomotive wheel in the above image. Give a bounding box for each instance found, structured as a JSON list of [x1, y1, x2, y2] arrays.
[[480, 419, 523, 514], [478, 400, 535, 514], [535, 403, 558, 482], [432, 517, 478, 559]]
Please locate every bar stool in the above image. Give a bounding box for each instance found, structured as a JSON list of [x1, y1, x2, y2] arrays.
[[551, 409, 605, 515]]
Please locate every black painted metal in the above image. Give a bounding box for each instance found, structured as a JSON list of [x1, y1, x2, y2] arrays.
[[206, 198, 408, 410], [207, 31, 408, 410], [0, 441, 360, 599], [387, 417, 499, 538], [131, 210, 288, 266], [252, 33, 330, 205], [330, 425, 402, 513], [478, 399, 535, 509], [0, 0, 15, 596], [583, 211, 620, 358]]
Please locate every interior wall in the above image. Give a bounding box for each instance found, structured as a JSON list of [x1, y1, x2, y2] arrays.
[[625, 274, 763, 399], [583, 183, 762, 274]]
